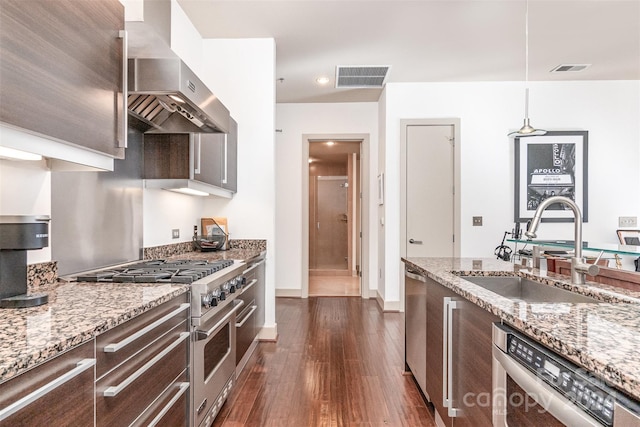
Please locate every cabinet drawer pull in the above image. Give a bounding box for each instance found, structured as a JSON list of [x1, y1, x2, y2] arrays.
[[147, 382, 190, 427], [442, 297, 460, 417], [104, 303, 190, 353], [235, 305, 258, 328], [242, 260, 265, 274], [222, 135, 228, 184], [103, 332, 189, 397], [117, 30, 127, 149], [196, 300, 244, 340], [0, 358, 96, 421]]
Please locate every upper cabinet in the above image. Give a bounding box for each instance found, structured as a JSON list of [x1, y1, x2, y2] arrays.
[[0, 0, 127, 160], [196, 119, 238, 193], [143, 118, 239, 197]]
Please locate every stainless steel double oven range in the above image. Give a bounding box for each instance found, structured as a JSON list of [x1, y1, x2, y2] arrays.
[[76, 257, 251, 427]]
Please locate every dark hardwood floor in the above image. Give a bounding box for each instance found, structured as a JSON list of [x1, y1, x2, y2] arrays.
[[213, 297, 436, 426]]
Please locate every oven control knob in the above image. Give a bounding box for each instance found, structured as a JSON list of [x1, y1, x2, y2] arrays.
[[201, 293, 212, 308]]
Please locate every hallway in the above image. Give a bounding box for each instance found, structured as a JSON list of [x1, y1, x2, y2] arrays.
[[213, 297, 435, 426], [309, 275, 360, 296]]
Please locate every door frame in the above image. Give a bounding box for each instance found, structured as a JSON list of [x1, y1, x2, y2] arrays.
[[399, 119, 461, 309], [302, 133, 370, 299]]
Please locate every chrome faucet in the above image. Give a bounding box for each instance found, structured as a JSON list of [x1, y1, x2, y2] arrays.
[[525, 195, 599, 285]]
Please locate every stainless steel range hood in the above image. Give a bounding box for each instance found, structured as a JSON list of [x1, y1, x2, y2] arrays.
[[128, 57, 230, 134]]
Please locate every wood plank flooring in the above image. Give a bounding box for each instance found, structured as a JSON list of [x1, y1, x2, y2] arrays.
[[309, 275, 361, 297], [213, 297, 436, 427]]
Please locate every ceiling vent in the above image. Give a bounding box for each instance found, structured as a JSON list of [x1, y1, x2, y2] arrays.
[[335, 65, 390, 88], [550, 64, 591, 73]]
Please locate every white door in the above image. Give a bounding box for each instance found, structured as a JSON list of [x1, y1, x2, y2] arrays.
[[406, 125, 455, 257]]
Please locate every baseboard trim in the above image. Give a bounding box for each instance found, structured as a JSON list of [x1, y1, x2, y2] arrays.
[[375, 291, 400, 312], [257, 323, 278, 341], [275, 288, 302, 298]]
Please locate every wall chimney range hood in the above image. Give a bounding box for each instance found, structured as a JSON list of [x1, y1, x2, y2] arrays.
[[128, 58, 230, 134]]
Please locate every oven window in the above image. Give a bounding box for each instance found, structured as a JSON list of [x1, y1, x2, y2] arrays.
[[204, 323, 230, 381]]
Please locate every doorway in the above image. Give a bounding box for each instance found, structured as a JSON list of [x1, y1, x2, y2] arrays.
[[308, 140, 361, 296], [400, 119, 461, 309]]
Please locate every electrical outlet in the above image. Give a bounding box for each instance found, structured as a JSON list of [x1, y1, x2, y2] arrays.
[[172, 229, 180, 239], [472, 216, 483, 226], [619, 216, 638, 227]]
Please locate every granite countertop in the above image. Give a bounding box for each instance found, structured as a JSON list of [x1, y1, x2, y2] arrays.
[[402, 257, 640, 402], [168, 248, 265, 263], [0, 281, 189, 384], [0, 248, 264, 384]]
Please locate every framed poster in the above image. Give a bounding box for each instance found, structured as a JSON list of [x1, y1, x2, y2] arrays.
[[514, 131, 588, 223]]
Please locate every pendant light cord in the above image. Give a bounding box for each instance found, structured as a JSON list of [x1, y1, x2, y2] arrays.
[[524, 0, 530, 119]]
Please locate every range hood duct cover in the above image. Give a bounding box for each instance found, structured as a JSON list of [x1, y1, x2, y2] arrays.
[[128, 58, 230, 134]]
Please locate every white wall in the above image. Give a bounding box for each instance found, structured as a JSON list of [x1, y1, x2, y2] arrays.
[[275, 103, 379, 294], [199, 38, 277, 338], [380, 80, 640, 304]]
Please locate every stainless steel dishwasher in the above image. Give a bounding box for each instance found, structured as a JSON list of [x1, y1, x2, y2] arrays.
[[405, 268, 428, 397], [493, 323, 640, 426]]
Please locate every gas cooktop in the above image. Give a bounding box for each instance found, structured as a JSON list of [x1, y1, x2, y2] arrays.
[[75, 259, 234, 284]]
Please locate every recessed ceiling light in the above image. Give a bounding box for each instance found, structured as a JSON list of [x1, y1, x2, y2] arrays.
[[325, 141, 335, 146], [316, 77, 330, 85], [308, 158, 313, 163]]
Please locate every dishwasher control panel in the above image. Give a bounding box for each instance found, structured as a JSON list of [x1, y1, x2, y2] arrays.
[[508, 334, 616, 426]]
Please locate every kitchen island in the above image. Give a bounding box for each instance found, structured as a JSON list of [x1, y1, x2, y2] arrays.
[[402, 257, 640, 402]]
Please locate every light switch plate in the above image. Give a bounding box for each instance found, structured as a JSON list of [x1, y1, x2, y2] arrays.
[[172, 229, 180, 239], [472, 216, 483, 226], [472, 260, 483, 270], [619, 216, 638, 227]]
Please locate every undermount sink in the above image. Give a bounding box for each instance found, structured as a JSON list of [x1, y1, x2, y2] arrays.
[[460, 276, 602, 304]]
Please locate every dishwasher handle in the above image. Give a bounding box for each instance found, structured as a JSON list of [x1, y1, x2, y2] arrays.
[[405, 271, 427, 282]]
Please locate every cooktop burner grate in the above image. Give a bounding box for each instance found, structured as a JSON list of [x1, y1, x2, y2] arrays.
[[76, 259, 234, 284]]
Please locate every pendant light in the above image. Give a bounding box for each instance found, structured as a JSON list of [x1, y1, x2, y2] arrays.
[[508, 0, 546, 137]]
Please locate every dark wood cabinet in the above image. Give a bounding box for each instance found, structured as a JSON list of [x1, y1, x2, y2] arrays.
[[419, 275, 498, 427], [424, 276, 457, 427], [452, 295, 499, 426], [144, 119, 238, 194], [95, 293, 190, 427], [0, 340, 95, 427], [0, 0, 126, 159]]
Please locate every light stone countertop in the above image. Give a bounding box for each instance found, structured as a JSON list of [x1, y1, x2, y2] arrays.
[[402, 257, 640, 402], [0, 282, 189, 383], [0, 248, 264, 384]]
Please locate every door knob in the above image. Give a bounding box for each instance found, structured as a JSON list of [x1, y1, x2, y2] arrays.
[[409, 239, 423, 244]]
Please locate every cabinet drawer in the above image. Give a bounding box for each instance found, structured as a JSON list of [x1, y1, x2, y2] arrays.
[[132, 371, 189, 427], [0, 340, 95, 427], [96, 325, 189, 427], [96, 293, 189, 379]]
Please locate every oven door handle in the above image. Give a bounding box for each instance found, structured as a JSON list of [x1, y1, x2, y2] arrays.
[[196, 300, 244, 341], [492, 345, 601, 427], [241, 279, 258, 293], [236, 305, 257, 328], [243, 259, 265, 274]]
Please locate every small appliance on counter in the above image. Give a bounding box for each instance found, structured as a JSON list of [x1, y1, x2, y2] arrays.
[[0, 215, 50, 308]]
